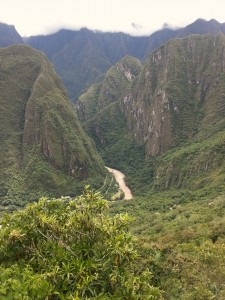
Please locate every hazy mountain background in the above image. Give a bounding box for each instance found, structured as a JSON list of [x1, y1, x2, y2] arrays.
[[0, 22, 24, 47], [3, 18, 225, 102], [26, 18, 225, 102]]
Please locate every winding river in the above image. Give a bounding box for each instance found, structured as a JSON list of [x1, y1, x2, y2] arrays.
[[106, 167, 133, 200]]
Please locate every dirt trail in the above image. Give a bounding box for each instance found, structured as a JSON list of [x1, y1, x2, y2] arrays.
[[106, 167, 133, 200]]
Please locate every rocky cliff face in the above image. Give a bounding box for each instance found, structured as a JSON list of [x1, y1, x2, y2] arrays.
[[78, 34, 225, 193], [126, 34, 225, 156], [0, 45, 105, 206]]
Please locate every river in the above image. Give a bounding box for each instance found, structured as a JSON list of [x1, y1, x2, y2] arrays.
[[106, 167, 133, 200]]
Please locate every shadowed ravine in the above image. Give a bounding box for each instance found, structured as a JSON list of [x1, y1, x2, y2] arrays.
[[106, 167, 133, 200]]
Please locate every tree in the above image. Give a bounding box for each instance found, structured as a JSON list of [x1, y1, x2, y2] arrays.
[[0, 186, 162, 299]]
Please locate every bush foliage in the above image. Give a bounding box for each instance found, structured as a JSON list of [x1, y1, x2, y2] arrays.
[[0, 187, 161, 299]]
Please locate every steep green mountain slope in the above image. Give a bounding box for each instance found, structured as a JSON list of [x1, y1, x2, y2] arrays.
[[26, 19, 225, 102], [76, 56, 155, 194], [77, 55, 142, 121], [0, 45, 106, 210], [76, 55, 137, 153], [76, 56, 141, 159], [78, 34, 225, 196], [126, 34, 225, 192]]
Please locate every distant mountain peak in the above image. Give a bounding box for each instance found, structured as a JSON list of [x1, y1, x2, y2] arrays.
[[0, 22, 24, 47], [178, 18, 225, 37]]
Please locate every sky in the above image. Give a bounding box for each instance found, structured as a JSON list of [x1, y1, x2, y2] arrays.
[[2, 0, 225, 37]]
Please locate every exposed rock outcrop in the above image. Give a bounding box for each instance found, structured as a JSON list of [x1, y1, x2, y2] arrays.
[[126, 34, 225, 156]]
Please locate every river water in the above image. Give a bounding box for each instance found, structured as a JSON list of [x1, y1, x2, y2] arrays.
[[106, 167, 133, 200]]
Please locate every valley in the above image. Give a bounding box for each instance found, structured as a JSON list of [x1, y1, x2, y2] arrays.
[[1, 18, 225, 299]]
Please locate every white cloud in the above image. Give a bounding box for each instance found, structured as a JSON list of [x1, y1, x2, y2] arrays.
[[1, 0, 225, 36]]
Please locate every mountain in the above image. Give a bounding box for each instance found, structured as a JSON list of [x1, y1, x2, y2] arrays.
[[26, 19, 225, 103], [3, 20, 225, 196], [177, 18, 225, 37], [77, 55, 142, 121], [139, 34, 225, 191], [27, 28, 149, 102], [126, 34, 225, 155], [76, 55, 154, 194], [0, 44, 105, 210], [0, 22, 24, 47], [25, 29, 76, 59], [76, 55, 142, 158], [78, 34, 225, 195]]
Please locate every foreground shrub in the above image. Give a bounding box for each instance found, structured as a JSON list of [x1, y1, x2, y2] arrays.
[[0, 186, 161, 299]]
